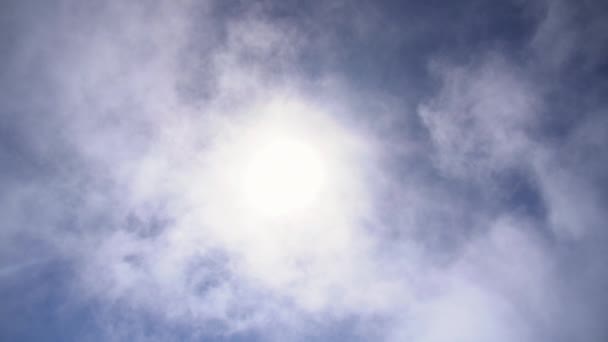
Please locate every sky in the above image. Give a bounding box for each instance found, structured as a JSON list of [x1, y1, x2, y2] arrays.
[[1, 0, 608, 341]]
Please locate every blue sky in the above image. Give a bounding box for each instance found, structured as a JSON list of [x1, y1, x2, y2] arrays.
[[1, 1, 608, 341]]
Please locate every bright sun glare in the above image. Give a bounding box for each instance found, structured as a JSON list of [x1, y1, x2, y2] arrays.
[[240, 137, 327, 217]]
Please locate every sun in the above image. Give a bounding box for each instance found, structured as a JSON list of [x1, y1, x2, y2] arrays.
[[240, 136, 327, 218]]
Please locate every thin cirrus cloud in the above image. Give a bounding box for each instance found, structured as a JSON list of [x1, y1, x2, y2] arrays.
[[0, 0, 607, 341]]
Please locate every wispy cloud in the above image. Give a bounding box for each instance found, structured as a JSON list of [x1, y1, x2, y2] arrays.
[[1, 0, 607, 341]]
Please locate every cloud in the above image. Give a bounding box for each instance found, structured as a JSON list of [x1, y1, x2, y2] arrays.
[[531, 0, 608, 71], [419, 55, 541, 180], [1, 0, 608, 341]]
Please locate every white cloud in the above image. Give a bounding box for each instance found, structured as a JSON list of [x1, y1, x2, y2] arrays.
[[2, 1, 607, 341], [419, 56, 541, 179]]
